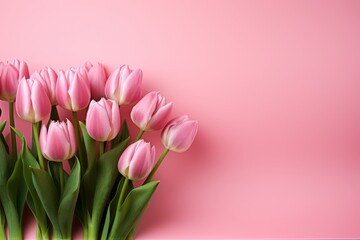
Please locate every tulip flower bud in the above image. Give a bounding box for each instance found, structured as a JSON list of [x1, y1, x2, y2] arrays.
[[0, 62, 19, 102], [118, 140, 156, 180], [84, 62, 107, 101], [162, 115, 198, 152], [105, 65, 142, 105], [131, 91, 172, 131], [85, 98, 120, 142], [15, 78, 51, 123], [10, 59, 29, 80], [31, 67, 58, 105], [56, 67, 91, 112], [40, 120, 77, 161]]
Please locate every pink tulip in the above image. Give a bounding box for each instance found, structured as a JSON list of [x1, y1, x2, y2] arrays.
[[84, 62, 107, 101], [131, 91, 172, 131], [15, 78, 51, 123], [56, 67, 91, 112], [31, 67, 58, 105], [118, 140, 156, 180], [85, 98, 120, 142], [105, 65, 142, 105], [40, 120, 77, 161], [0, 62, 19, 102], [161, 115, 198, 152], [10, 59, 29, 80]]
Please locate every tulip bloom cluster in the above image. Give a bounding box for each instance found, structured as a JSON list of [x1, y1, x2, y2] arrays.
[[0, 59, 198, 240]]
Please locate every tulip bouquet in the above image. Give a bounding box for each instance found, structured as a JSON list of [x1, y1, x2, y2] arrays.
[[0, 60, 198, 240]]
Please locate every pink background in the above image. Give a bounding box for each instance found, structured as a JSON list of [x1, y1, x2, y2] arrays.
[[1, 0, 360, 238]]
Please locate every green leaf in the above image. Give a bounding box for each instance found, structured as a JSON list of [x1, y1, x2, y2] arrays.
[[0, 127, 13, 188], [108, 181, 160, 239], [112, 121, 130, 148], [0, 203, 5, 239], [80, 122, 96, 170], [90, 138, 129, 229], [14, 129, 40, 215], [80, 122, 97, 212], [31, 122, 41, 159], [101, 176, 126, 240], [0, 121, 9, 154], [58, 158, 81, 238], [12, 127, 49, 237], [6, 154, 27, 221], [31, 167, 60, 228], [0, 127, 23, 239]]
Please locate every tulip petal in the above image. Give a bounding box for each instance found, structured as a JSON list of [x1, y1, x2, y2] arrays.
[[167, 120, 198, 152], [56, 71, 72, 110], [68, 72, 91, 111], [88, 63, 106, 100], [45, 123, 71, 161], [32, 81, 51, 122], [0, 64, 19, 101], [15, 78, 32, 121], [148, 102, 173, 131], [105, 67, 121, 103], [39, 124, 48, 154], [86, 101, 112, 141], [120, 69, 142, 105], [130, 91, 158, 130]]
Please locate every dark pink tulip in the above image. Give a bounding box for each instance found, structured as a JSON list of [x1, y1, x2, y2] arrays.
[[15, 78, 51, 123], [161, 115, 198, 152], [40, 120, 77, 161], [131, 91, 172, 131]]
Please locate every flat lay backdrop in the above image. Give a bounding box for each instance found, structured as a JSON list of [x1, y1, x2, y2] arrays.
[[1, 0, 360, 238]]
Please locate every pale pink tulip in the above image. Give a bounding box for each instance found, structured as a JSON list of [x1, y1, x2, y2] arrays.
[[0, 62, 19, 102], [40, 120, 77, 161], [56, 67, 91, 112], [85, 98, 120, 142], [15, 78, 51, 123], [31, 67, 58, 105], [105, 65, 142, 105], [118, 140, 156, 180], [84, 62, 107, 100], [131, 91, 172, 131], [161, 115, 198, 152]]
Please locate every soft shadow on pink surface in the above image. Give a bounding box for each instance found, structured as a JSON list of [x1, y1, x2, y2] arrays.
[[136, 129, 211, 237]]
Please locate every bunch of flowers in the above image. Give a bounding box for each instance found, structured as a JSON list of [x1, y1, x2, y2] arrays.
[[0, 60, 198, 240]]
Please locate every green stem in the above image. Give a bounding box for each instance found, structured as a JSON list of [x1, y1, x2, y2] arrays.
[[0, 204, 5, 240], [59, 162, 65, 194], [36, 223, 50, 240], [134, 130, 144, 142], [117, 177, 129, 211], [33, 123, 46, 170], [109, 178, 130, 239], [99, 141, 105, 157], [71, 111, 86, 173], [9, 101, 17, 160], [145, 148, 170, 183], [0, 222, 5, 239]]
